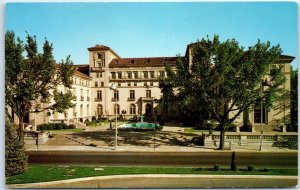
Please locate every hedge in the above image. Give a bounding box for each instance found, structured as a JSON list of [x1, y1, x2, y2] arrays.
[[37, 123, 76, 130]]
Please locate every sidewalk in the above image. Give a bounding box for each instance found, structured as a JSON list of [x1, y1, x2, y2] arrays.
[[25, 143, 298, 153]]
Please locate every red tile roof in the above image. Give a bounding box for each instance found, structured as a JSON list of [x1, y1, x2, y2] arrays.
[[73, 65, 91, 79], [87, 44, 120, 58], [109, 57, 178, 68]]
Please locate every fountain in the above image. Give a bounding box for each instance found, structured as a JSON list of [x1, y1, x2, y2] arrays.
[[119, 114, 157, 130]]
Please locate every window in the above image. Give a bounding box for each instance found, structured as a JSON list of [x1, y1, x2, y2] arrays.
[[133, 71, 138, 79], [134, 82, 137, 86], [144, 82, 148, 86], [143, 71, 148, 78], [80, 104, 83, 116], [127, 72, 132, 79], [150, 82, 153, 86], [111, 72, 116, 79], [159, 71, 165, 78], [118, 83, 121, 87], [96, 72, 102, 78], [114, 104, 120, 114], [113, 90, 119, 101], [117, 72, 122, 79], [150, 71, 155, 78], [128, 82, 131, 87], [95, 82, 99, 87], [129, 90, 135, 100], [101, 82, 104, 87], [96, 90, 102, 101], [87, 104, 90, 116], [130, 104, 136, 114], [87, 90, 90, 101], [96, 104, 103, 116], [146, 90, 151, 98], [98, 53, 103, 59], [254, 104, 267, 124]]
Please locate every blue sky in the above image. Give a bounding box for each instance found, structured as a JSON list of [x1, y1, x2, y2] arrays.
[[5, 2, 298, 68]]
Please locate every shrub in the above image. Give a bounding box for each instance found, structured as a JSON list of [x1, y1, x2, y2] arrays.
[[227, 123, 236, 132], [248, 166, 255, 171], [5, 120, 28, 176], [214, 165, 220, 171], [259, 168, 269, 172], [37, 123, 71, 130], [68, 124, 76, 129], [156, 125, 163, 131]]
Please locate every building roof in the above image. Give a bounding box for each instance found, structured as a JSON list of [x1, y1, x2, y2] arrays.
[[108, 57, 178, 68], [276, 55, 295, 64], [87, 44, 121, 58], [73, 65, 91, 80]]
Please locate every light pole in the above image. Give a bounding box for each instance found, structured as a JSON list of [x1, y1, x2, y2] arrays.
[[110, 82, 118, 150], [259, 79, 271, 151]]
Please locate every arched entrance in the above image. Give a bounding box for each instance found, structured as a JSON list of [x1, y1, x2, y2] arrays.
[[145, 103, 152, 116]]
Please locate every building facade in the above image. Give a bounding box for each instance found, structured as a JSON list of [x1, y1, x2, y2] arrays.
[[29, 44, 294, 128]]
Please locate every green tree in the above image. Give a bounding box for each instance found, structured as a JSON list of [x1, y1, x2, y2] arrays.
[[160, 35, 285, 149], [5, 31, 75, 141], [5, 119, 28, 176], [290, 69, 298, 129]]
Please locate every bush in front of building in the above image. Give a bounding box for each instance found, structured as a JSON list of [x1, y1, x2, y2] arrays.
[[5, 119, 28, 177], [68, 124, 76, 129], [37, 123, 76, 130]]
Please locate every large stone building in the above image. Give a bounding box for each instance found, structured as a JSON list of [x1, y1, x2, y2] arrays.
[[29, 43, 294, 128]]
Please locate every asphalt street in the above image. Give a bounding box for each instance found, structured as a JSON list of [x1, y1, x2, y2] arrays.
[[26, 151, 297, 168]]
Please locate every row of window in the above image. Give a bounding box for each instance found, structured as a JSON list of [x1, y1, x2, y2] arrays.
[[112, 90, 151, 101], [94, 81, 105, 87], [75, 89, 152, 102], [95, 104, 136, 115], [93, 81, 157, 87], [73, 77, 90, 87], [111, 70, 165, 79]]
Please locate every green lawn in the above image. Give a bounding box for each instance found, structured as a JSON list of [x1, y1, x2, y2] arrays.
[[184, 128, 208, 133], [46, 128, 84, 133], [6, 165, 297, 185]]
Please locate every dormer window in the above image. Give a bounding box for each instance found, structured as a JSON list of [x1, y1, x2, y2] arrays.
[[98, 53, 102, 59], [147, 59, 150, 63], [115, 60, 119, 64], [131, 59, 135, 64]]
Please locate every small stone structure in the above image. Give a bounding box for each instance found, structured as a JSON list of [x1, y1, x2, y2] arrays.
[[24, 131, 50, 145], [203, 132, 298, 149]]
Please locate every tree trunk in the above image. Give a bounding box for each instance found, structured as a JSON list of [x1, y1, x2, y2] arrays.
[[18, 117, 24, 142], [218, 125, 225, 150]]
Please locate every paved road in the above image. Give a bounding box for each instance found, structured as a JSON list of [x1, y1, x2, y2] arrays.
[[26, 151, 297, 168]]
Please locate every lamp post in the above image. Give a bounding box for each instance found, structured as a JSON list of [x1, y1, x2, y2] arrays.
[[259, 79, 271, 151], [110, 82, 118, 150]]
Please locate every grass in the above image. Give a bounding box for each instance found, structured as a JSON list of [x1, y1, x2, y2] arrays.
[[46, 128, 84, 133], [86, 122, 102, 127], [184, 128, 208, 133], [6, 165, 297, 185]]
